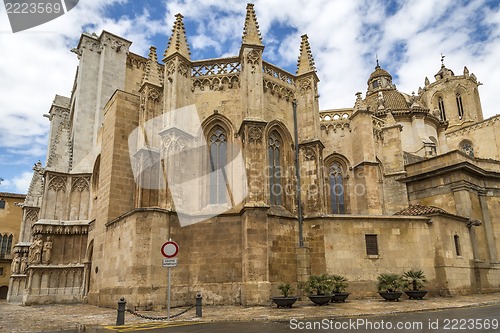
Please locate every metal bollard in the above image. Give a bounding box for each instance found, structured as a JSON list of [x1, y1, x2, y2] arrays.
[[195, 292, 202, 318], [116, 297, 126, 325]]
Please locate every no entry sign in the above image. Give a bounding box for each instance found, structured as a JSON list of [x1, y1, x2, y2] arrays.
[[161, 241, 179, 258]]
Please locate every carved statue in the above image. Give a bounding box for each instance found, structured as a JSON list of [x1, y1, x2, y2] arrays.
[[42, 236, 53, 264], [20, 254, 28, 274], [11, 252, 21, 274], [29, 234, 43, 264]]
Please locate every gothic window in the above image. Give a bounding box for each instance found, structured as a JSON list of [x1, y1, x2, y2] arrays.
[[456, 93, 464, 119], [454, 234, 461, 256], [329, 162, 346, 214], [365, 234, 379, 255], [268, 131, 283, 206], [209, 126, 227, 204], [459, 140, 474, 157], [438, 97, 446, 121]]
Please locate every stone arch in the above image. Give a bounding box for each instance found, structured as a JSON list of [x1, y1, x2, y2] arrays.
[[264, 121, 294, 209], [324, 153, 351, 214], [83, 240, 93, 296]]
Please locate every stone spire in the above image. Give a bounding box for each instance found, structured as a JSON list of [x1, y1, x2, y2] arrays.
[[143, 46, 162, 86], [296, 34, 316, 75], [242, 3, 263, 46], [164, 13, 191, 60]]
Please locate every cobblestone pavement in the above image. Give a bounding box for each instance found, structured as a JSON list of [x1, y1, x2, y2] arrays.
[[1, 292, 500, 333]]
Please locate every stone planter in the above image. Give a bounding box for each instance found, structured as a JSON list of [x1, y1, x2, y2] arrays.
[[405, 290, 428, 300], [331, 292, 350, 303], [378, 291, 403, 301], [308, 294, 332, 306], [271, 296, 299, 308]]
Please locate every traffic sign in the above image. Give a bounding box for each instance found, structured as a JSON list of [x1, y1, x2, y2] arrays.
[[162, 258, 178, 267], [161, 241, 179, 258]]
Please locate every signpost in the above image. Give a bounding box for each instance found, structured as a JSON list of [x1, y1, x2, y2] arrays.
[[161, 240, 179, 320]]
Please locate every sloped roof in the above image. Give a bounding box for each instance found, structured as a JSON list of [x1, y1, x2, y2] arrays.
[[394, 204, 450, 216]]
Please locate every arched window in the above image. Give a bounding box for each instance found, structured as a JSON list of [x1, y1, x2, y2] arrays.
[[209, 126, 227, 204], [6, 235, 12, 254], [438, 97, 446, 121], [456, 93, 464, 119], [268, 131, 282, 205], [459, 140, 474, 158], [329, 162, 346, 214]]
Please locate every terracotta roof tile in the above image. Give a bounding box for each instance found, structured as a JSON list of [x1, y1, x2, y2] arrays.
[[394, 204, 449, 216]]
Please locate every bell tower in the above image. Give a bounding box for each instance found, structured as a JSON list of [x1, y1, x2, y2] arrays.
[[419, 56, 483, 131]]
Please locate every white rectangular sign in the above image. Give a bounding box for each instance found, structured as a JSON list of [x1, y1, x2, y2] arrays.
[[162, 258, 178, 267]]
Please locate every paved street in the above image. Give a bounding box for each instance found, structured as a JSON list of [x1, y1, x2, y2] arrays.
[[1, 292, 499, 333], [33, 304, 500, 333]]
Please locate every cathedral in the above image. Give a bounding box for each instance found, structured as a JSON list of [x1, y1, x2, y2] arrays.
[[8, 4, 500, 307]]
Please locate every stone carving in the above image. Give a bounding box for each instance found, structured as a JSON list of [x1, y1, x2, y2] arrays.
[[42, 236, 53, 264], [48, 175, 67, 192], [191, 59, 241, 77], [72, 177, 89, 192], [263, 80, 295, 101], [29, 234, 43, 264], [148, 88, 161, 102], [165, 60, 176, 78], [163, 133, 188, 151], [178, 62, 189, 78], [11, 252, 21, 274], [248, 126, 263, 143], [303, 147, 316, 161], [246, 50, 260, 66], [297, 77, 312, 92], [20, 254, 28, 274], [377, 91, 385, 110]]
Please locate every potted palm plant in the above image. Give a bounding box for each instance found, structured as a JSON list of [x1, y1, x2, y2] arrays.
[[377, 273, 403, 301], [271, 283, 299, 308], [302, 274, 333, 306], [402, 270, 428, 300], [330, 274, 350, 302]]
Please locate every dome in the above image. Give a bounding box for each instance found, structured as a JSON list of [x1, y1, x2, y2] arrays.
[[367, 64, 392, 85], [365, 90, 409, 112], [366, 62, 395, 95]]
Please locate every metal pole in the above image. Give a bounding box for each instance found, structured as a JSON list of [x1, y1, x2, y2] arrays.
[[167, 267, 171, 320], [292, 99, 304, 248]]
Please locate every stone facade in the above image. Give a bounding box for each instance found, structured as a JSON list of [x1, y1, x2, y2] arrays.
[[9, 4, 500, 307], [0, 192, 26, 299]]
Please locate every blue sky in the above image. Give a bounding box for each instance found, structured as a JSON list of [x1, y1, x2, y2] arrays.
[[0, 0, 500, 194]]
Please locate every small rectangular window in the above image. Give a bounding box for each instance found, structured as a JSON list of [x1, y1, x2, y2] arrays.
[[365, 234, 379, 256], [0, 200, 5, 209]]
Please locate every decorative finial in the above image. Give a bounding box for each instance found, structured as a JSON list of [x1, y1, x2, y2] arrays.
[[164, 13, 191, 60], [142, 46, 162, 86], [296, 34, 316, 75], [376, 54, 380, 69], [242, 3, 263, 46]]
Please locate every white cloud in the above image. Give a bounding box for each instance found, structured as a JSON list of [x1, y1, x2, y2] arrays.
[[0, 171, 32, 194]]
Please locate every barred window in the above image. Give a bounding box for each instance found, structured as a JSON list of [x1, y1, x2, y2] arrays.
[[365, 234, 379, 256], [0, 234, 13, 258]]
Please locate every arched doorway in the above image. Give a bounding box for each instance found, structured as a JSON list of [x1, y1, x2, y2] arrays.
[[83, 241, 93, 296]]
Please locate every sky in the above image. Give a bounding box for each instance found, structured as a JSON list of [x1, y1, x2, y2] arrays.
[[0, 0, 499, 194]]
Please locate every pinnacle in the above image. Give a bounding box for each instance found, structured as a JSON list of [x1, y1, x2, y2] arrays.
[[164, 13, 191, 60], [296, 34, 316, 75], [143, 46, 162, 86], [242, 3, 263, 46]]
